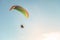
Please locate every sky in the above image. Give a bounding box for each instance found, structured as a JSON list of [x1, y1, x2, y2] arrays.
[[0, 0, 60, 40]]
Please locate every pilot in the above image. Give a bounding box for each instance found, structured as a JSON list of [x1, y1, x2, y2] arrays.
[[21, 25, 24, 28]]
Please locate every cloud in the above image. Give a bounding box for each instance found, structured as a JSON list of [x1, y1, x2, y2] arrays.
[[42, 32, 60, 40]]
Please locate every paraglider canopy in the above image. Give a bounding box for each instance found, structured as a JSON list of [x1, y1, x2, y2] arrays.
[[10, 5, 29, 18]]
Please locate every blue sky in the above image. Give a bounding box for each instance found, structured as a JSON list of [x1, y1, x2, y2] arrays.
[[0, 0, 60, 40]]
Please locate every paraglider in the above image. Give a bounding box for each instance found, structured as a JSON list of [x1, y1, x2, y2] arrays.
[[10, 5, 29, 18], [10, 5, 29, 28]]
